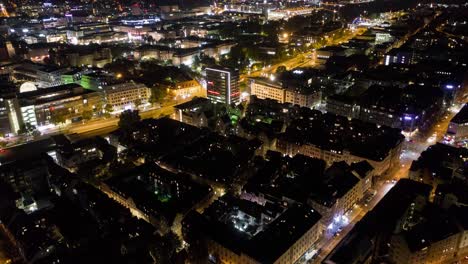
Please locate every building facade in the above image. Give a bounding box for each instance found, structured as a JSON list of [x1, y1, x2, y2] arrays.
[[250, 77, 321, 108], [206, 66, 240, 105], [104, 82, 150, 111]]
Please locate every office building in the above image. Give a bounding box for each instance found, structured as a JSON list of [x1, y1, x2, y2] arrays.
[[104, 81, 150, 111], [206, 66, 240, 105]]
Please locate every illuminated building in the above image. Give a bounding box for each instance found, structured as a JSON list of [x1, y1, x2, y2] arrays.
[[250, 77, 321, 108], [104, 81, 150, 111], [55, 47, 112, 68], [66, 23, 112, 44], [166, 79, 205, 100], [7, 84, 103, 132], [309, 161, 374, 233], [206, 66, 240, 105], [12, 63, 68, 88], [183, 196, 323, 264], [447, 103, 468, 142]]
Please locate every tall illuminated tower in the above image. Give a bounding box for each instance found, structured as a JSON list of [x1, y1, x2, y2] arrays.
[[205, 66, 240, 105]]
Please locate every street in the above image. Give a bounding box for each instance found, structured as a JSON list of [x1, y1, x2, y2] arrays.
[[310, 104, 461, 264], [240, 27, 367, 82]]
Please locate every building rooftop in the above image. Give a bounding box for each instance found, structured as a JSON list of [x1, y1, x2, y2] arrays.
[[404, 205, 461, 252], [279, 108, 404, 162], [18, 83, 96, 106], [450, 103, 468, 124], [106, 163, 211, 223], [174, 96, 211, 111], [186, 196, 321, 263]]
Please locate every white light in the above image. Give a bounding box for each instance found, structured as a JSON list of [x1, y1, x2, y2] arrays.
[[293, 69, 303, 75], [327, 223, 334, 230], [341, 216, 349, 225], [334, 216, 341, 223]]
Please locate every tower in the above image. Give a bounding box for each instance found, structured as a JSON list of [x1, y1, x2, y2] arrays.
[[205, 66, 240, 105]]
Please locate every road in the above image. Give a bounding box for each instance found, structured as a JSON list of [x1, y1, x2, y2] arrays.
[[240, 27, 367, 83], [0, 100, 182, 164]]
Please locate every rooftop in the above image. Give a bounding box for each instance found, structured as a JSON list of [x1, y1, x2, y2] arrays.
[[186, 196, 321, 263], [450, 103, 468, 124], [279, 108, 404, 161]]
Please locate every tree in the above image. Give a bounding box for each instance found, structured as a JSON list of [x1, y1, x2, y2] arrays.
[[82, 109, 93, 121], [150, 86, 167, 105], [50, 111, 67, 125], [118, 110, 141, 133], [134, 98, 142, 108], [103, 104, 113, 118], [17, 123, 36, 135], [94, 101, 103, 113], [276, 65, 287, 74], [104, 58, 136, 79]]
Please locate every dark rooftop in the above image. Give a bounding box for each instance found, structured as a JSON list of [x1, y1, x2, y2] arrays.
[[450, 103, 468, 124]]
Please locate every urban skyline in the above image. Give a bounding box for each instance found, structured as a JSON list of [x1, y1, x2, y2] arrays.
[[0, 0, 467, 264]]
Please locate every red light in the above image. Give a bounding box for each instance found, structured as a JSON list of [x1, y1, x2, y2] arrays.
[[207, 81, 214, 85], [231, 92, 240, 96], [207, 90, 220, 95]]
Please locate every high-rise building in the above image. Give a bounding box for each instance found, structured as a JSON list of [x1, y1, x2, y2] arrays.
[[205, 66, 240, 105]]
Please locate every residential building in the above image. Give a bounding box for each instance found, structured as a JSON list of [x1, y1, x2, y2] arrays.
[[173, 97, 212, 127], [447, 103, 468, 142], [167, 79, 205, 100], [250, 77, 321, 108], [276, 110, 403, 176]]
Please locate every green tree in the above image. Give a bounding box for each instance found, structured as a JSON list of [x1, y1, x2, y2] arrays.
[[103, 104, 113, 118], [94, 101, 103, 113], [17, 123, 36, 135], [134, 98, 142, 108], [82, 109, 93, 121], [150, 86, 167, 105], [276, 65, 287, 74], [50, 111, 67, 125], [118, 110, 141, 133], [104, 58, 136, 79]]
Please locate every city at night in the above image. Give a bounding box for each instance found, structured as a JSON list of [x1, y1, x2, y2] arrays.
[[0, 0, 467, 263]]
